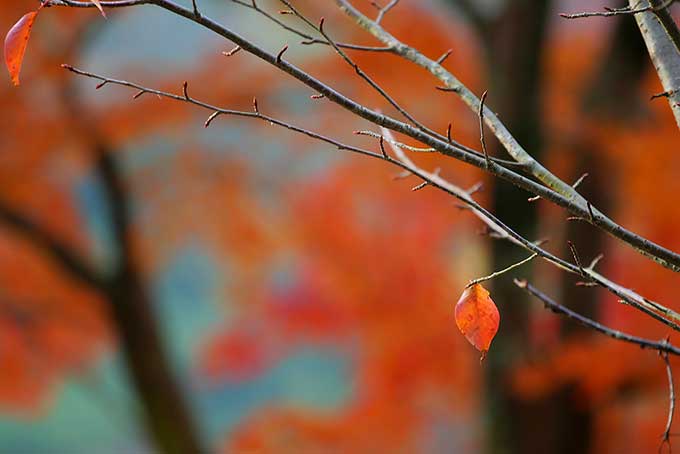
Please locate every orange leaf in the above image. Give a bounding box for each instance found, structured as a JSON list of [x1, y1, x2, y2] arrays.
[[455, 284, 500, 361], [4, 10, 39, 86], [91, 0, 107, 18]]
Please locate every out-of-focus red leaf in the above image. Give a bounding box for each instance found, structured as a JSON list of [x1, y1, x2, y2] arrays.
[[199, 328, 272, 382], [4, 10, 39, 86], [454, 284, 499, 361], [90, 0, 107, 18]]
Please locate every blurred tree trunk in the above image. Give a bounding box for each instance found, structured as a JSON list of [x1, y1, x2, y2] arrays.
[[566, 1, 649, 330], [0, 149, 206, 454], [95, 149, 205, 454], [0, 50, 206, 450], [447, 1, 651, 452], [479, 2, 587, 453]]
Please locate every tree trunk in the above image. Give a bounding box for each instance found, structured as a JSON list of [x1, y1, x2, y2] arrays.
[[479, 1, 594, 452], [96, 150, 205, 454]]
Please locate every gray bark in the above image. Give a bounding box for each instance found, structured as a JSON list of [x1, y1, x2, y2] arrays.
[[630, 0, 680, 129]]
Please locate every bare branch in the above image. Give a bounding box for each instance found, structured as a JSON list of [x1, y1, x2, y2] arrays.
[[0, 202, 107, 291], [331, 0, 680, 272], [561, 0, 675, 19], [280, 2, 453, 145], [56, 3, 680, 327], [629, 0, 680, 130], [228, 0, 393, 52], [51, 0, 680, 272], [514, 279, 680, 355], [661, 351, 676, 452], [46, 0, 153, 7]]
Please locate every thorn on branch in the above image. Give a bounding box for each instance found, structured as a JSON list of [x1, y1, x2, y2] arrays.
[[379, 136, 388, 158], [652, 90, 675, 101], [587, 253, 604, 271], [446, 123, 452, 143], [436, 85, 461, 93], [222, 46, 242, 57], [572, 172, 589, 189], [205, 111, 221, 128], [252, 96, 259, 113], [276, 45, 289, 64], [466, 182, 484, 196], [182, 81, 190, 100], [95, 80, 108, 90], [412, 181, 429, 192], [587, 201, 595, 222], [310, 93, 325, 99], [133, 89, 146, 99], [437, 49, 453, 65]]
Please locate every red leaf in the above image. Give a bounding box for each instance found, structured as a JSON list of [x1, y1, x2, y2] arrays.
[[91, 0, 107, 18], [455, 284, 500, 361], [4, 10, 39, 86], [199, 329, 272, 382]]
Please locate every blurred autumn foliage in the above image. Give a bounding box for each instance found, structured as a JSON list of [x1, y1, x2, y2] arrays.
[[2, 1, 680, 453]]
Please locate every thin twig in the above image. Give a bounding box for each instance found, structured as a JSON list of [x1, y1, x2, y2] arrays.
[[332, 0, 680, 272], [514, 279, 680, 355], [568, 240, 585, 276], [354, 130, 434, 152], [375, 0, 399, 24], [55, 1, 680, 330], [54, 0, 680, 273], [661, 351, 675, 453], [227, 0, 394, 52], [357, 125, 680, 333], [467, 253, 538, 288], [282, 3, 451, 144], [222, 45, 241, 56], [561, 0, 675, 19], [479, 90, 490, 168]]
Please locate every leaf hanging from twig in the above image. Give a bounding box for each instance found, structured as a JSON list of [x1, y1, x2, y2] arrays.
[[4, 10, 40, 86], [455, 284, 500, 361]]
